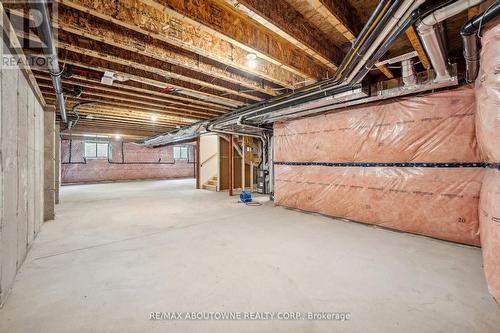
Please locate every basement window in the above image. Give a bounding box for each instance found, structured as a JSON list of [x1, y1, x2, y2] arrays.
[[84, 142, 109, 159], [173, 145, 189, 160]]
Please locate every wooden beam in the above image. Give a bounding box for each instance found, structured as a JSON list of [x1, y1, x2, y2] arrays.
[[16, 27, 267, 103], [376, 65, 394, 79], [52, 31, 264, 102], [59, 0, 307, 88], [34, 75, 225, 119], [405, 26, 431, 70], [51, 7, 279, 97], [196, 137, 200, 189], [33, 68, 230, 111], [35, 74, 224, 117], [24, 48, 245, 108], [42, 90, 214, 121], [145, 0, 330, 81], [468, 5, 481, 19], [62, 125, 161, 139], [223, 0, 343, 71], [229, 134, 233, 196], [304, 0, 363, 43], [43, 97, 194, 127], [36, 76, 225, 118]]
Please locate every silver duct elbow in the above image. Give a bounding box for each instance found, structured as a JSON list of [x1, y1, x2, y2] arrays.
[[417, 0, 485, 82]]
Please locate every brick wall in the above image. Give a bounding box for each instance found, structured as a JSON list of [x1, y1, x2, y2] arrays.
[[61, 140, 195, 184]]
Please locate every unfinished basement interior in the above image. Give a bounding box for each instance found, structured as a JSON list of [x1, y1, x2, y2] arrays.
[[0, 0, 499, 331]]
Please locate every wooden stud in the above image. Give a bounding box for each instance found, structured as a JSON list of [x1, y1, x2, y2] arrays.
[[196, 137, 201, 189], [229, 134, 233, 196]]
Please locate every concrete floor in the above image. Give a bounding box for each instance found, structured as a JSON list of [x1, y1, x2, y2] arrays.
[[0, 179, 499, 332]]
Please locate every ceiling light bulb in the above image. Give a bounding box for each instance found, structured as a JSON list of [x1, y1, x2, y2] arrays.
[[246, 53, 258, 69], [246, 53, 257, 60], [248, 59, 258, 69], [114, 134, 121, 140], [86, 114, 94, 119], [151, 114, 158, 122]]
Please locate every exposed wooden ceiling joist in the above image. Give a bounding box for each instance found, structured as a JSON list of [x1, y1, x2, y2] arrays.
[[144, 0, 332, 81], [25, 48, 244, 109], [41, 90, 214, 121], [287, 0, 393, 78], [8, 6, 280, 98], [301, 0, 363, 43], [34, 74, 225, 117], [35, 69, 232, 111], [59, 0, 307, 88], [54, 32, 265, 102], [222, 0, 343, 71], [62, 125, 162, 139], [405, 26, 431, 70]]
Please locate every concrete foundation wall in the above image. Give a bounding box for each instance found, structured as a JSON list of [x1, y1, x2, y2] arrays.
[[43, 109, 55, 221], [0, 41, 45, 305], [61, 140, 195, 184]]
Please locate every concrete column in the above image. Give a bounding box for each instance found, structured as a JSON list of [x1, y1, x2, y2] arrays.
[[43, 106, 56, 221], [54, 122, 60, 204]]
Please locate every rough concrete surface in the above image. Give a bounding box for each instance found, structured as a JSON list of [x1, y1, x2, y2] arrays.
[[0, 39, 45, 306], [43, 107, 55, 221], [0, 179, 499, 332]]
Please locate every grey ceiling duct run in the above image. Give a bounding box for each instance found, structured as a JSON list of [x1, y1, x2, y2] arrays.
[[143, 0, 479, 147], [416, 0, 485, 81], [461, 1, 500, 83], [30, 0, 67, 123]]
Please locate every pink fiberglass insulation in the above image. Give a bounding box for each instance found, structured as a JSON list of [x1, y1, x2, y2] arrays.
[[479, 169, 500, 304], [477, 21, 500, 305], [476, 21, 500, 163], [274, 165, 484, 246], [274, 86, 481, 163]]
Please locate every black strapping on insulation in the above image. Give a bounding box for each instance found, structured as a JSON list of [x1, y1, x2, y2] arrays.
[[273, 162, 500, 169]]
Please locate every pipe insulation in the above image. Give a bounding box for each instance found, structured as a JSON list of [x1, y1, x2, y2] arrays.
[[29, 0, 67, 123]]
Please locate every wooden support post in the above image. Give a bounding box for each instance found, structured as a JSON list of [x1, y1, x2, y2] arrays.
[[229, 134, 233, 196], [250, 161, 254, 193], [242, 137, 245, 192], [196, 137, 200, 189]]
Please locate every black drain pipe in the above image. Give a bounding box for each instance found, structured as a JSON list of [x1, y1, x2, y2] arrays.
[[461, 1, 500, 83]]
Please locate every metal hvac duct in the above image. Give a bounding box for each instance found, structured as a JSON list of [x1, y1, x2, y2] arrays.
[[416, 0, 485, 81], [30, 0, 67, 123], [143, 0, 481, 147]]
